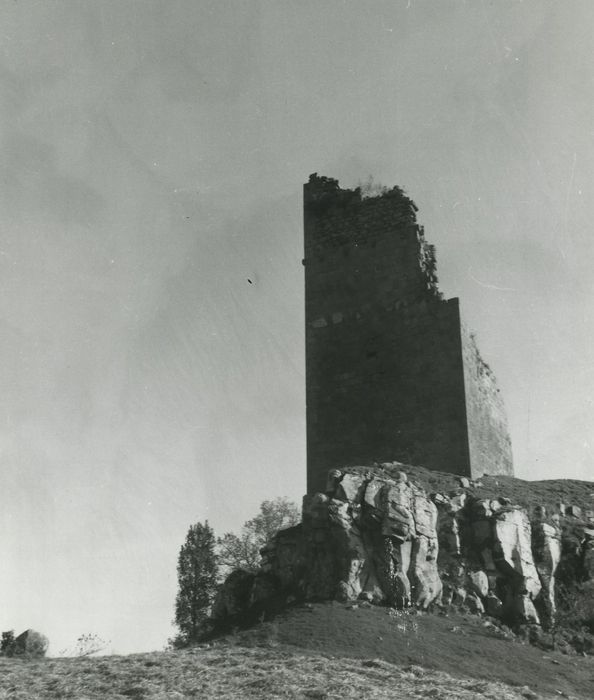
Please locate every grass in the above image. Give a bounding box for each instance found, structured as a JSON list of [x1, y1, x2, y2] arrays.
[[0, 646, 550, 699], [342, 463, 594, 515], [1, 603, 593, 699]]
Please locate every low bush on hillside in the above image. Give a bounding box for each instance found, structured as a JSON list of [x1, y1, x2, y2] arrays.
[[1, 630, 48, 659], [557, 581, 594, 634]]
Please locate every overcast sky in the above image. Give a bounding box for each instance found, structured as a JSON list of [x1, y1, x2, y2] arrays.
[[1, 0, 592, 655]]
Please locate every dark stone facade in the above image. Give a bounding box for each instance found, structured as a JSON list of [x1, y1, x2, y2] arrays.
[[304, 174, 513, 494]]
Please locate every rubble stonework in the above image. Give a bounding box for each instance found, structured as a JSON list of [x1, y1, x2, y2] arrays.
[[304, 174, 513, 493], [213, 465, 592, 630]]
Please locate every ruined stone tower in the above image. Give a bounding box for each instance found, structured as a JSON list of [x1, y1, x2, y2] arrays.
[[304, 174, 513, 494]]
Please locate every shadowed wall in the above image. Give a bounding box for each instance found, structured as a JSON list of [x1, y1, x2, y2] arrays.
[[304, 174, 513, 494]]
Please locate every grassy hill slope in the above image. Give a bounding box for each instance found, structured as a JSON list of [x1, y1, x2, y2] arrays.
[[1, 603, 593, 699]]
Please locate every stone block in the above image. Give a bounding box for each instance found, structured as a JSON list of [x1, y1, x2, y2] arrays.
[[413, 492, 438, 539], [485, 592, 503, 617], [448, 492, 467, 512], [335, 473, 365, 503], [492, 509, 541, 600], [411, 535, 442, 608], [468, 570, 489, 598], [363, 478, 384, 512], [466, 593, 485, 614]]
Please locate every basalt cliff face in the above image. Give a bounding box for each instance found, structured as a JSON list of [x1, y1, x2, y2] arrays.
[[213, 464, 594, 635]]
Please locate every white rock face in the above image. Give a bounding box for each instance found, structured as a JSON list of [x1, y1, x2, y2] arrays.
[[336, 473, 366, 503], [532, 521, 561, 621], [263, 470, 443, 609], [411, 535, 442, 607], [214, 466, 593, 632], [492, 508, 541, 600], [468, 570, 489, 598]]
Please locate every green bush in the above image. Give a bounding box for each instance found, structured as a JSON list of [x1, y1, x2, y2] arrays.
[[174, 521, 219, 646], [20, 630, 49, 659], [1, 629, 48, 659], [556, 581, 594, 634], [1, 631, 16, 657]]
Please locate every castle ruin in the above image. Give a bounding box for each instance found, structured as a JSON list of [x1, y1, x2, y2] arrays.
[[304, 174, 513, 494]]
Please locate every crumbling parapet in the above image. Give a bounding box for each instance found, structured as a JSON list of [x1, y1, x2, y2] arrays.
[[304, 174, 513, 494]]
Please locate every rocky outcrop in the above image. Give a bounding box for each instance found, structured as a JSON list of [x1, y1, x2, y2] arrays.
[[213, 465, 593, 631], [583, 527, 594, 576], [289, 469, 441, 609], [532, 512, 562, 625]]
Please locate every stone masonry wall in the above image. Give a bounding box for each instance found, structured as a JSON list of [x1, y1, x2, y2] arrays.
[[304, 174, 513, 494], [306, 298, 470, 494], [461, 322, 514, 477]]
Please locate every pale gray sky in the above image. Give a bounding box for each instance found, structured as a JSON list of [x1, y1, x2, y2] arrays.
[[1, 0, 592, 654]]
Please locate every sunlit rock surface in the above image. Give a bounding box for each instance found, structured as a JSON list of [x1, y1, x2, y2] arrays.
[[213, 464, 593, 631]]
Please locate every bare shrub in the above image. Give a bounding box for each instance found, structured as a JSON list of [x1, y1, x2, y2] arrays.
[[357, 175, 388, 199], [59, 633, 110, 657]]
